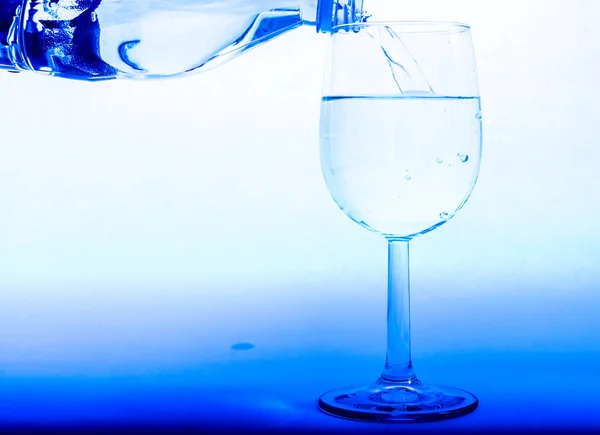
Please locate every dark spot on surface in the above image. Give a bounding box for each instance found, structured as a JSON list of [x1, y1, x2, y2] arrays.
[[231, 343, 255, 351]]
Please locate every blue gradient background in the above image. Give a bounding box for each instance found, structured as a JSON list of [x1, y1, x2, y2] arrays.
[[0, 0, 599, 433]]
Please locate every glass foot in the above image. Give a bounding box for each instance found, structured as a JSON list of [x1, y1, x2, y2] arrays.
[[318, 378, 478, 422]]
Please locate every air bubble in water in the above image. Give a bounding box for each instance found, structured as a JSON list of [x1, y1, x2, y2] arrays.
[[475, 111, 482, 120], [436, 158, 444, 164], [405, 175, 412, 181], [457, 153, 469, 163], [440, 212, 450, 220]]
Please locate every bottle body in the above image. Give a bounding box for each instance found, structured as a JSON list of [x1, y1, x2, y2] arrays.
[[0, 0, 364, 81]]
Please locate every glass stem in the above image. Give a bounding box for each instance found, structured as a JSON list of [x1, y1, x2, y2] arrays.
[[381, 239, 418, 383]]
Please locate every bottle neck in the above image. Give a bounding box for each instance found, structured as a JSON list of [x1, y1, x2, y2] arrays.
[[316, 0, 365, 33]]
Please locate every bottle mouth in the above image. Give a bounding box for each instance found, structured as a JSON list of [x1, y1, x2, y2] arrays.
[[318, 0, 366, 33]]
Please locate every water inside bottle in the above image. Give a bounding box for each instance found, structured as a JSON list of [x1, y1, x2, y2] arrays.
[[16, 0, 430, 89], [20, 0, 310, 80]]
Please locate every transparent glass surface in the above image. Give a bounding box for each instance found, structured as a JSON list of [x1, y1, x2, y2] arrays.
[[318, 21, 482, 422]]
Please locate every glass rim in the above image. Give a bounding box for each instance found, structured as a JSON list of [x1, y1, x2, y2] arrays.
[[332, 20, 471, 35]]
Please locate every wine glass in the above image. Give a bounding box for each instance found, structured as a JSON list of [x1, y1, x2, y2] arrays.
[[318, 21, 482, 422]]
